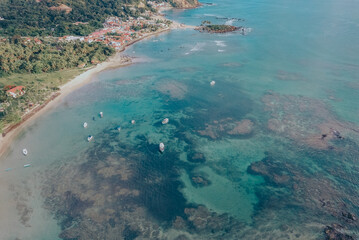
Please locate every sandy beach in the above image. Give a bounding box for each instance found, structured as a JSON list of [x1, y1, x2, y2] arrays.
[[0, 52, 130, 158], [0, 13, 194, 159]]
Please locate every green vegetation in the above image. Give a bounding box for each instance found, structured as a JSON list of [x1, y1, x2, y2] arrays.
[[0, 37, 114, 133], [197, 24, 239, 33], [131, 24, 160, 32], [205, 25, 237, 32], [0, 0, 148, 37], [106, 32, 123, 37], [0, 0, 183, 132], [0, 38, 114, 76], [0, 37, 114, 131], [167, 0, 198, 8], [0, 68, 84, 133], [0, 68, 85, 90]]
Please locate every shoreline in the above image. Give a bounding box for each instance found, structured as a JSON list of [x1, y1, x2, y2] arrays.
[[0, 17, 194, 158]]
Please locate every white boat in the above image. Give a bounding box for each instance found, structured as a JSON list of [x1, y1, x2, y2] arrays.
[[159, 142, 165, 153], [83, 122, 88, 128], [87, 135, 93, 142], [22, 148, 28, 156], [117, 126, 121, 132], [162, 118, 169, 125], [131, 120, 136, 124], [210, 81, 216, 86], [24, 164, 31, 168], [99, 112, 103, 118]]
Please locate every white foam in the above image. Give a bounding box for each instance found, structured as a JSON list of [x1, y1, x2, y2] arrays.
[[241, 27, 253, 35], [190, 42, 206, 52], [203, 13, 223, 18], [214, 40, 226, 47], [218, 49, 225, 52], [203, 13, 217, 17], [225, 19, 235, 25]]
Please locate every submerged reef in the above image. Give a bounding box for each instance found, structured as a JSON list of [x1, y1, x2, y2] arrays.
[[40, 127, 249, 239], [197, 118, 254, 139], [39, 90, 359, 239], [247, 149, 359, 239], [262, 92, 359, 150], [154, 80, 188, 100], [275, 70, 306, 82]]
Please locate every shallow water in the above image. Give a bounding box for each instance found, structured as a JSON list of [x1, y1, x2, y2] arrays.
[[1, 0, 359, 239]]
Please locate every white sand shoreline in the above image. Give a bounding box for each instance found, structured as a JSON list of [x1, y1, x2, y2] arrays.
[[0, 52, 131, 158]]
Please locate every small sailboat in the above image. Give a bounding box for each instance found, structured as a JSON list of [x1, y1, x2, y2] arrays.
[[22, 148, 28, 156], [131, 120, 136, 124], [162, 118, 169, 125], [24, 164, 31, 168], [99, 112, 103, 118], [210, 81, 216, 86], [83, 122, 88, 128], [159, 142, 165, 153], [87, 135, 94, 142]]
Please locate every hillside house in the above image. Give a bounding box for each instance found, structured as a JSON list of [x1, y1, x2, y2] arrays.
[[6, 86, 26, 98]]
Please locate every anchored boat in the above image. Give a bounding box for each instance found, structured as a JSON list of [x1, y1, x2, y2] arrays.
[[210, 80, 216, 86], [162, 118, 169, 125], [159, 142, 165, 153], [87, 135, 94, 142], [83, 122, 88, 128], [22, 148, 28, 156], [99, 112, 103, 118]]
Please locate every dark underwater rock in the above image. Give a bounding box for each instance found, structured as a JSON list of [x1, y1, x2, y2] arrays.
[[190, 174, 211, 188], [187, 152, 206, 163], [197, 118, 254, 140], [173, 216, 188, 230], [324, 224, 355, 240], [190, 176, 209, 187], [174, 235, 191, 240], [247, 157, 291, 186], [183, 206, 241, 234], [341, 212, 357, 222]]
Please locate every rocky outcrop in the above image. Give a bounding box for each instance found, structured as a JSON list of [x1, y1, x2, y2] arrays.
[[170, 0, 200, 9]]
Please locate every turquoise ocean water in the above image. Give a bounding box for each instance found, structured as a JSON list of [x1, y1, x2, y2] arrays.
[[1, 0, 359, 239]]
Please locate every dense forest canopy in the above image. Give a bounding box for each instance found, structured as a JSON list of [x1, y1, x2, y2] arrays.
[[0, 39, 115, 75], [0, 0, 152, 36]]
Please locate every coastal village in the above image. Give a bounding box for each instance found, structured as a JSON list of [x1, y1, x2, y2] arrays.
[[59, 1, 173, 50]]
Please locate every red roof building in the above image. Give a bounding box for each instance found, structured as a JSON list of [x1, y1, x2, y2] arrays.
[[6, 86, 26, 98]]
